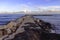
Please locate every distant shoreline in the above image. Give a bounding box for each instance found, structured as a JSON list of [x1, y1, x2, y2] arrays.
[[26, 14, 53, 16]]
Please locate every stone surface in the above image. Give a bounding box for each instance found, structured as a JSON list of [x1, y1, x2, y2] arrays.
[[0, 15, 59, 40]]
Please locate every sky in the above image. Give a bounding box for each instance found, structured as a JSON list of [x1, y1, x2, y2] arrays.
[[0, 0, 60, 12]]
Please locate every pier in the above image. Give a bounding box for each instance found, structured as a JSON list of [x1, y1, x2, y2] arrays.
[[0, 15, 59, 40]]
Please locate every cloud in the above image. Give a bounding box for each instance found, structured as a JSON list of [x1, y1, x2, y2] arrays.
[[37, 6, 60, 9], [0, 3, 60, 13]]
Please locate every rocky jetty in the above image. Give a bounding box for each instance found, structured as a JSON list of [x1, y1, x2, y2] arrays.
[[0, 15, 59, 40]]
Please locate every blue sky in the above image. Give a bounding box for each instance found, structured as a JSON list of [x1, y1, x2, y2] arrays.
[[0, 0, 60, 12]]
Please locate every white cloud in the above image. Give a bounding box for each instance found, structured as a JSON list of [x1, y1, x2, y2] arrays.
[[0, 3, 60, 13], [37, 6, 60, 10]]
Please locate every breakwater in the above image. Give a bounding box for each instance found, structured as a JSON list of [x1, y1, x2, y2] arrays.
[[0, 15, 59, 40]]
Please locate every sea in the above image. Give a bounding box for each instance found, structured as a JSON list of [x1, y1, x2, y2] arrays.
[[0, 14, 60, 34]]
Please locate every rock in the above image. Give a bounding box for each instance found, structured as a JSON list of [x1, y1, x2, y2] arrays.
[[0, 15, 59, 40]]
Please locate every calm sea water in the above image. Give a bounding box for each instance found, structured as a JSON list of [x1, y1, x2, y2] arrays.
[[0, 14, 60, 34], [34, 14, 60, 34], [0, 14, 25, 25]]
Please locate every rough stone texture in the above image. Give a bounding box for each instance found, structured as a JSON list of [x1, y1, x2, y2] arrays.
[[0, 15, 59, 40]]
